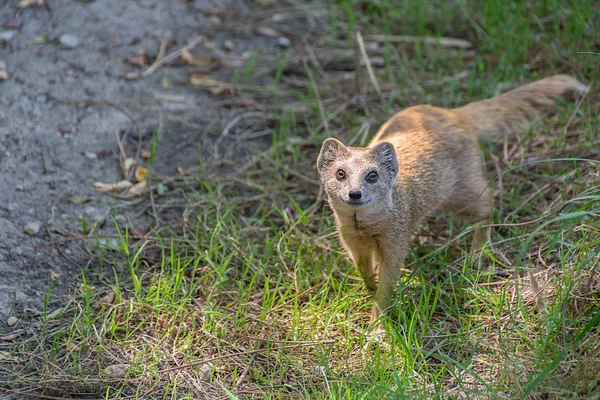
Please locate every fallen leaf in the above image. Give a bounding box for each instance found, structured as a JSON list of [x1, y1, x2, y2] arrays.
[[134, 166, 147, 182], [29, 34, 49, 45], [418, 236, 429, 245], [128, 51, 149, 68], [0, 351, 21, 362], [3, 20, 21, 30], [126, 180, 148, 196], [141, 149, 152, 159], [104, 364, 130, 379], [66, 342, 80, 352], [180, 48, 218, 70], [1, 329, 26, 342], [70, 195, 92, 204], [255, 26, 279, 38], [204, 41, 217, 51], [188, 73, 235, 95], [123, 157, 136, 177], [94, 180, 133, 192], [223, 40, 235, 51], [97, 291, 116, 307], [0, 62, 7, 82], [50, 271, 60, 281], [122, 71, 140, 80], [17, 0, 45, 8]]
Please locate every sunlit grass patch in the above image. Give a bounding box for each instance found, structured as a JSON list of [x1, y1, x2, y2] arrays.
[[1, 0, 599, 399]]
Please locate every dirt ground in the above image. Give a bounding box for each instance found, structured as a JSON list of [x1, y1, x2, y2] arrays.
[[0, 0, 287, 330]]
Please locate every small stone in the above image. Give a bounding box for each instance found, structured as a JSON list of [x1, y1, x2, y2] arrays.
[[277, 37, 291, 48], [84, 152, 97, 159], [104, 363, 130, 379], [255, 26, 279, 38], [199, 362, 214, 381], [0, 31, 17, 44], [59, 34, 80, 49], [271, 14, 284, 22], [6, 316, 17, 327], [36, 94, 47, 103], [24, 221, 42, 235], [203, 41, 217, 51], [223, 40, 234, 51]]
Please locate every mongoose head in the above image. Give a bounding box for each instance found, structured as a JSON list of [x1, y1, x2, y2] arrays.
[[317, 138, 398, 214]]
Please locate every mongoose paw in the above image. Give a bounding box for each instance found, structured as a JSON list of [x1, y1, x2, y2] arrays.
[[364, 278, 377, 292], [363, 324, 389, 350]]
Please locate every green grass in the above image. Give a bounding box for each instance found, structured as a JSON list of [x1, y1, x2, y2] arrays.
[[2, 0, 599, 399]]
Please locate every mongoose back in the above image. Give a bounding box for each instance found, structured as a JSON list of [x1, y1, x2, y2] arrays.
[[316, 75, 589, 331]]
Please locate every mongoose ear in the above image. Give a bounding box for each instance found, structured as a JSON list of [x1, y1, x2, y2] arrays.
[[317, 138, 347, 173], [372, 142, 398, 175]]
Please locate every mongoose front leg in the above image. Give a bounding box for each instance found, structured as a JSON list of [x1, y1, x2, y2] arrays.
[[369, 249, 405, 325], [471, 219, 491, 252], [348, 244, 377, 292]]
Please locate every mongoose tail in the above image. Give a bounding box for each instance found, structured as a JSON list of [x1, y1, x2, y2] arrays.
[[456, 74, 589, 140]]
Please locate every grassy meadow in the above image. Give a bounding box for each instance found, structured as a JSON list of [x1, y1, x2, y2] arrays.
[[2, 0, 599, 399]]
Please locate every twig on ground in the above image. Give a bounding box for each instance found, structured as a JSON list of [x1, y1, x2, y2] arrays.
[[214, 111, 267, 158], [563, 84, 590, 135], [143, 35, 204, 77], [362, 33, 473, 49], [356, 31, 384, 103], [302, 57, 330, 135]]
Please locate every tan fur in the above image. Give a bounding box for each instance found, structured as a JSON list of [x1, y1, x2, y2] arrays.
[[316, 74, 588, 329]]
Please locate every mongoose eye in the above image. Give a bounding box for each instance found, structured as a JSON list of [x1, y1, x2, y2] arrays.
[[366, 171, 378, 183], [336, 169, 346, 181]]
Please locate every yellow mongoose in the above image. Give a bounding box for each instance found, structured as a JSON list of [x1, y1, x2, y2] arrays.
[[317, 75, 588, 330]]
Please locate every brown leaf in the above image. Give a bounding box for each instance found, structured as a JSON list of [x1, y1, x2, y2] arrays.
[[104, 364, 130, 379], [17, 0, 45, 8], [96, 291, 116, 309], [3, 20, 21, 30], [128, 51, 149, 68], [125, 180, 148, 197], [1, 329, 26, 342], [0, 62, 7, 82], [122, 71, 140, 80], [180, 48, 218, 70], [255, 26, 279, 38], [188, 73, 235, 95], [141, 149, 152, 159], [70, 195, 93, 204], [134, 166, 147, 182], [66, 342, 80, 352], [94, 180, 133, 192]]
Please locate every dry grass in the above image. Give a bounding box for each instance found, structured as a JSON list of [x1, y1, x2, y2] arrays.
[[1, 0, 599, 399]]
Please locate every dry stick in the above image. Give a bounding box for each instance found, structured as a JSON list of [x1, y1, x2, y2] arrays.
[[362, 33, 474, 49], [356, 31, 384, 103], [156, 341, 335, 375], [563, 83, 591, 135], [302, 57, 330, 135], [214, 111, 267, 158], [143, 35, 204, 77], [157, 37, 168, 63], [234, 346, 260, 392], [490, 153, 504, 218], [147, 110, 163, 227]]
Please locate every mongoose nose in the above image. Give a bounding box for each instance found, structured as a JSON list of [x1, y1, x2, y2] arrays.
[[349, 190, 362, 200]]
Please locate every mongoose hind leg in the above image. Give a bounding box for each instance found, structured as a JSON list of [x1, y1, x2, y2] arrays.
[[443, 180, 493, 252]]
